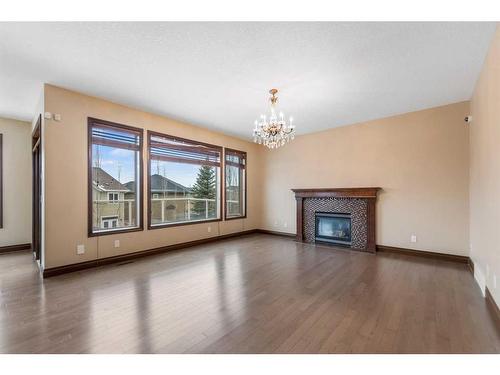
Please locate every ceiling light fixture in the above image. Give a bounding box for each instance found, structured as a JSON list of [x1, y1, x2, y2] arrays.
[[253, 89, 295, 149]]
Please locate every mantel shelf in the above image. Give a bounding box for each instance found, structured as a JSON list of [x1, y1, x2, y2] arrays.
[[291, 187, 381, 199]]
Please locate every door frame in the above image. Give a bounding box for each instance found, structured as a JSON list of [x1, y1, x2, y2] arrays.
[[32, 115, 42, 262]]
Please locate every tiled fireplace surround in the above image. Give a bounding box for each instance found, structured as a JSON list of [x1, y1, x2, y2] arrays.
[[292, 188, 381, 253]]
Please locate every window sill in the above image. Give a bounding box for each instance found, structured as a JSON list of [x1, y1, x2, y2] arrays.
[[148, 217, 222, 230], [224, 215, 247, 221], [88, 226, 143, 237]]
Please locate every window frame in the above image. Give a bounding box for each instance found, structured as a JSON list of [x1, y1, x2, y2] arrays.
[[108, 192, 119, 202], [147, 130, 223, 230], [224, 148, 247, 220], [87, 117, 144, 237]]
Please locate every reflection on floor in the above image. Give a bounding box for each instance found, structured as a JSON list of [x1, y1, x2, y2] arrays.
[[0, 234, 498, 353]]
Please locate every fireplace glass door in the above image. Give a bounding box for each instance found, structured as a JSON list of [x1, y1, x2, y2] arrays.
[[315, 212, 352, 246]]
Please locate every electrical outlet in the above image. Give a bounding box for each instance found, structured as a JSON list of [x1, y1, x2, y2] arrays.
[[208, 226, 212, 233], [410, 234, 417, 243], [283, 221, 288, 228], [76, 244, 85, 255], [114, 240, 120, 248]]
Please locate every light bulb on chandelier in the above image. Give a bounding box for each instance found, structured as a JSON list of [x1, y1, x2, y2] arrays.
[[253, 89, 295, 149]]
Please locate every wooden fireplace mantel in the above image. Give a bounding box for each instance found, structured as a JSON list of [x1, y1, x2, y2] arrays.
[[292, 187, 381, 252], [291, 187, 381, 199]]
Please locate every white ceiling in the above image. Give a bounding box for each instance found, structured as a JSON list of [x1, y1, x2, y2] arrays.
[[0, 22, 496, 139]]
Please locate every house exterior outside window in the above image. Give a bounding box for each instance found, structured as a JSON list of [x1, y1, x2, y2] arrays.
[[88, 118, 143, 236], [224, 148, 246, 220]]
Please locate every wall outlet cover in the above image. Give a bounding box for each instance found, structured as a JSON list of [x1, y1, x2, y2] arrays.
[[410, 235, 417, 243], [114, 240, 120, 248], [76, 244, 85, 255]]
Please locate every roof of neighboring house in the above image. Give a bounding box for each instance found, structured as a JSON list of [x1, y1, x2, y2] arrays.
[[124, 174, 191, 193], [92, 167, 130, 192]]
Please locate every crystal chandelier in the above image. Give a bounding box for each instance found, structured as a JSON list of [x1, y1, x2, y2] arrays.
[[253, 89, 295, 149]]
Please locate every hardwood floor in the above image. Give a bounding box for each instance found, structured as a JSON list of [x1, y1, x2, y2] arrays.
[[0, 234, 498, 353]]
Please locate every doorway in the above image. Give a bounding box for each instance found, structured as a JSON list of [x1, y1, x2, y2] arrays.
[[32, 115, 42, 261]]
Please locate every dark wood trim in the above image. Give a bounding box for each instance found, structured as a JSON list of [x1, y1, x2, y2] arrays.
[[0, 133, 3, 229], [146, 130, 224, 230], [485, 287, 500, 331], [149, 218, 222, 230], [468, 257, 475, 275], [31, 115, 42, 261], [376, 245, 469, 264], [224, 148, 247, 221], [43, 229, 258, 277], [0, 243, 31, 254], [366, 198, 376, 253], [88, 118, 144, 237], [89, 117, 144, 135], [256, 231, 471, 265], [147, 131, 151, 229], [292, 187, 381, 199], [295, 196, 304, 242], [224, 216, 247, 221], [255, 229, 295, 238]]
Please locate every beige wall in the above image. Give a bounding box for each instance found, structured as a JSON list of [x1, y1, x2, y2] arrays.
[[43, 84, 262, 268], [42, 84, 473, 268], [0, 117, 32, 247], [260, 102, 471, 255], [470, 26, 500, 305]]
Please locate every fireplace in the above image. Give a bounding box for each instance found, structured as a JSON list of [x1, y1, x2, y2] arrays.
[[315, 212, 352, 246], [292, 188, 380, 253]]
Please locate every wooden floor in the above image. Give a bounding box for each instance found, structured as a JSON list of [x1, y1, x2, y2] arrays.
[[0, 234, 499, 354]]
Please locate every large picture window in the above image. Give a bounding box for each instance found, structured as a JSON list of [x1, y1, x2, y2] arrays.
[[224, 148, 246, 219], [88, 118, 143, 236], [148, 131, 222, 228]]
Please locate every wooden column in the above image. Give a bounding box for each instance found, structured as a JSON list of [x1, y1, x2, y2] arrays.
[[366, 198, 376, 253], [295, 197, 304, 242]]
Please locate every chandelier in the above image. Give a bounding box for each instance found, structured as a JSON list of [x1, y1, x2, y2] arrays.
[[253, 89, 295, 149]]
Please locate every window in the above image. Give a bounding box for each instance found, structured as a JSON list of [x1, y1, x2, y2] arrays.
[[224, 148, 246, 219], [88, 118, 143, 236], [148, 131, 222, 228], [108, 193, 119, 201], [101, 216, 119, 229]]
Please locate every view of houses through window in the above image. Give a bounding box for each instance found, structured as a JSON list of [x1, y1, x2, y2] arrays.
[[89, 124, 245, 233], [90, 120, 142, 234], [225, 149, 246, 218], [149, 132, 221, 227]]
